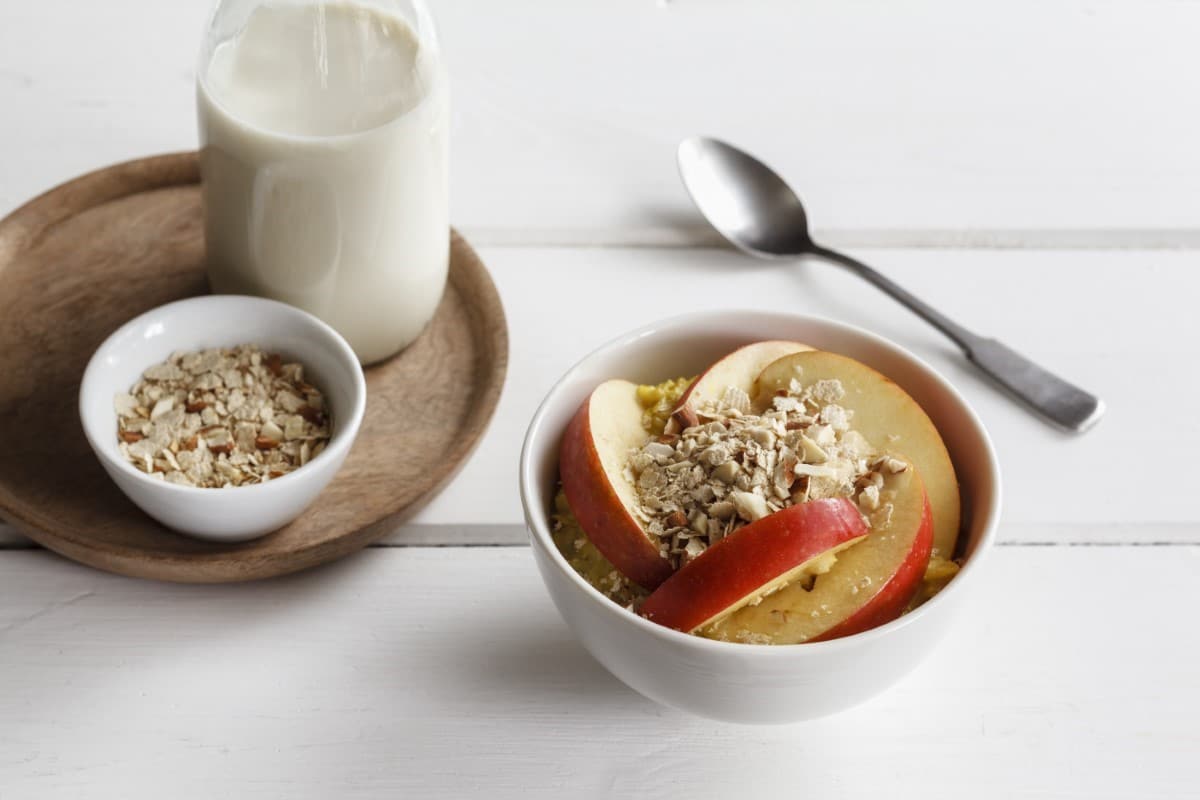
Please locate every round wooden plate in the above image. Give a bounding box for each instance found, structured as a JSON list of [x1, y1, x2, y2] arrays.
[[0, 153, 507, 582]]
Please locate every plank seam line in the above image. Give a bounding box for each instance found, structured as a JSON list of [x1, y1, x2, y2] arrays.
[[461, 227, 1200, 251], [0, 540, 1197, 553]]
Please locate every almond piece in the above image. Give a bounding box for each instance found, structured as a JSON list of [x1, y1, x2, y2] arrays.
[[205, 428, 234, 454], [297, 406, 325, 425], [666, 510, 689, 529], [669, 406, 700, 434]]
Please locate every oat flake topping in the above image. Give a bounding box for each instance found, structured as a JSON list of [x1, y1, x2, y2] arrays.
[[627, 377, 907, 569], [115, 344, 331, 488]]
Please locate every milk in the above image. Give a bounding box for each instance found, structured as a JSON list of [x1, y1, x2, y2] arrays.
[[197, 2, 449, 364]]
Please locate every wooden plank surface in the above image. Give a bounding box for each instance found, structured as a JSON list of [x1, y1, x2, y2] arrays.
[[0, 546, 1196, 798], [2, 245, 1197, 549], [1, 1, 1198, 245], [2, 2, 1197, 795], [407, 245, 1198, 534]]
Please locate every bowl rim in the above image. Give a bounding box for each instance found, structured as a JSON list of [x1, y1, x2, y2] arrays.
[[519, 309, 1002, 656], [78, 294, 367, 496]]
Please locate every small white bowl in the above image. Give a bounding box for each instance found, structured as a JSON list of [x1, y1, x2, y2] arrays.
[[520, 310, 1001, 723], [80, 295, 366, 542]]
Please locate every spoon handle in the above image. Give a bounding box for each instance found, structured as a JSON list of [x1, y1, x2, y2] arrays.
[[809, 245, 1104, 433]]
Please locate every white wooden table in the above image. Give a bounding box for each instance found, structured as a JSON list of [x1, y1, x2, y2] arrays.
[[2, 2, 1198, 797]]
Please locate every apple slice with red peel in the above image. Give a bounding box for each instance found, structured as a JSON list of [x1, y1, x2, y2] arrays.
[[665, 340, 813, 434], [559, 380, 674, 590], [754, 349, 961, 560], [700, 468, 933, 644], [640, 498, 868, 633]]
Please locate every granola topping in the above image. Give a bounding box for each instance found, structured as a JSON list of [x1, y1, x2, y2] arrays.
[[114, 344, 331, 488], [627, 377, 907, 569]]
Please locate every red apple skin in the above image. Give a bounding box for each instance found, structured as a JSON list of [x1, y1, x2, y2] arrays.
[[559, 396, 674, 591], [666, 340, 812, 432], [640, 499, 868, 633], [699, 468, 933, 644], [809, 492, 933, 642]]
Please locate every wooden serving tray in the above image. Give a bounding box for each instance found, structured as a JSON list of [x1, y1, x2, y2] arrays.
[[0, 153, 507, 582]]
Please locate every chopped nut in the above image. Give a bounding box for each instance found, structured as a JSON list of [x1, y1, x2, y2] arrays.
[[260, 420, 284, 442], [682, 537, 707, 564], [114, 344, 331, 488], [773, 451, 798, 499], [206, 428, 234, 454], [667, 406, 700, 434], [800, 435, 828, 463], [858, 484, 881, 512], [149, 397, 175, 420], [709, 500, 736, 521], [747, 426, 776, 449], [792, 462, 844, 479], [297, 406, 326, 425], [730, 490, 771, 522], [625, 369, 916, 568], [711, 460, 741, 484], [874, 455, 909, 474]]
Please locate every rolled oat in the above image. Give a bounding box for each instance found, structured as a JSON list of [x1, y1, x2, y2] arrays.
[[627, 376, 907, 568], [114, 344, 331, 488]]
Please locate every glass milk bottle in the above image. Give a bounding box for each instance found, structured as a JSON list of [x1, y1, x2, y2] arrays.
[[197, 0, 449, 364]]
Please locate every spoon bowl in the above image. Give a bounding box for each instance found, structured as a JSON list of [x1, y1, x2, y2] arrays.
[[678, 137, 813, 258]]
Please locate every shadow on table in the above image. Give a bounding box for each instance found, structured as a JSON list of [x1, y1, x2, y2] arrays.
[[4, 547, 678, 730], [422, 592, 645, 713]]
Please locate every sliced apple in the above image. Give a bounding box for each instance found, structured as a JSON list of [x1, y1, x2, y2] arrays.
[[640, 498, 868, 634], [754, 350, 961, 559], [701, 468, 933, 644], [665, 340, 813, 434], [559, 380, 674, 590]]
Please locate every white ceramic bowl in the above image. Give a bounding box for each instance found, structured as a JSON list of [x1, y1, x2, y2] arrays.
[[520, 311, 1001, 724], [80, 295, 366, 542]]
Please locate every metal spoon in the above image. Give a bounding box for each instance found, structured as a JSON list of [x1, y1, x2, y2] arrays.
[[677, 136, 1105, 433]]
